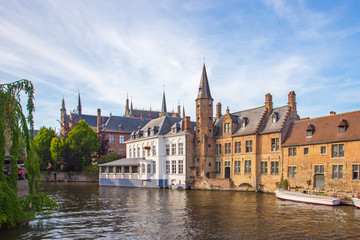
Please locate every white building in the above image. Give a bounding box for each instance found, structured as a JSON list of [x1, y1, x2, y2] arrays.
[[99, 115, 195, 189]]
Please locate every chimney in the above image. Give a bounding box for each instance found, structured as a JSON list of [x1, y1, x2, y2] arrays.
[[265, 93, 273, 113], [97, 109, 101, 133], [288, 91, 297, 119], [330, 111, 336, 115], [172, 113, 179, 117], [184, 116, 191, 132], [216, 102, 222, 120]]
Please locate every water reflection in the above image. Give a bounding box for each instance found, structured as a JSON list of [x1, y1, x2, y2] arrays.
[[2, 183, 360, 239]]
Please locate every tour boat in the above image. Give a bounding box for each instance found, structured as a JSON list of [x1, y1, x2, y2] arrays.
[[275, 189, 341, 206], [352, 197, 360, 208]]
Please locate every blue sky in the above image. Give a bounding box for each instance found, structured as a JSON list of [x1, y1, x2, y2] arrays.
[[1, 0, 360, 131]]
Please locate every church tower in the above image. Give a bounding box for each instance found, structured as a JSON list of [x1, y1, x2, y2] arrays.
[[159, 89, 167, 117], [77, 92, 82, 116], [195, 64, 215, 178], [61, 98, 68, 136]]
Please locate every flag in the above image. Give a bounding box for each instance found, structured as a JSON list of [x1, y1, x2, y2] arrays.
[[47, 162, 52, 169]]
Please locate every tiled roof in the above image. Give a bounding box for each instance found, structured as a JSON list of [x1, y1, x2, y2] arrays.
[[215, 106, 267, 137], [79, 114, 109, 128], [104, 116, 151, 133], [282, 110, 360, 146], [130, 109, 160, 119], [259, 106, 289, 134]]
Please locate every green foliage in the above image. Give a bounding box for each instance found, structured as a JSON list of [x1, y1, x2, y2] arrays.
[[51, 120, 99, 171], [98, 152, 120, 164], [83, 152, 120, 176], [33, 127, 57, 171], [0, 80, 57, 229], [276, 179, 289, 190]]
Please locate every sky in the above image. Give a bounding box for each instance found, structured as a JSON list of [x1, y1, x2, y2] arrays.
[[1, 0, 360, 131]]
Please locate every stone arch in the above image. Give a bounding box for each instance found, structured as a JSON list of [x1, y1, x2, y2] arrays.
[[238, 183, 255, 191]]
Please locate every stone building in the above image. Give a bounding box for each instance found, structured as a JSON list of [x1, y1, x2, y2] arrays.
[[99, 115, 195, 188], [282, 110, 360, 193], [190, 64, 299, 192]]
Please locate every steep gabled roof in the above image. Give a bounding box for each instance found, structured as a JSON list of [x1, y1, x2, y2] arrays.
[[104, 116, 150, 133], [214, 106, 267, 137], [259, 106, 289, 134], [197, 64, 213, 100], [283, 110, 360, 147]]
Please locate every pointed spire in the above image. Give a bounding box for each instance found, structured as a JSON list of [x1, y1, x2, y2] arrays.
[[182, 105, 185, 118], [61, 97, 66, 111], [161, 88, 167, 114], [130, 97, 133, 114], [77, 91, 82, 116], [197, 64, 213, 100]]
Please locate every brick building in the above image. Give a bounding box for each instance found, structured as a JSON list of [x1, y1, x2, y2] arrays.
[[282, 110, 360, 192]]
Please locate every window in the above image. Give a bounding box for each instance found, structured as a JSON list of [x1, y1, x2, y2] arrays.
[[353, 165, 360, 180], [235, 142, 241, 153], [119, 135, 124, 143], [166, 144, 170, 155], [178, 143, 184, 155], [245, 160, 251, 174], [288, 166, 296, 178], [137, 146, 140, 157], [234, 161, 241, 174], [100, 167, 106, 173], [172, 144, 176, 155], [304, 147, 309, 155], [153, 162, 156, 174], [147, 164, 150, 173], [225, 161, 231, 167], [260, 162, 268, 174], [289, 147, 296, 156], [215, 162, 221, 173], [321, 146, 326, 154], [152, 145, 156, 156], [225, 143, 231, 154], [338, 126, 345, 133], [132, 166, 138, 174], [332, 144, 344, 158], [224, 122, 231, 133], [332, 165, 343, 179], [241, 118, 247, 128], [129, 147, 132, 158], [179, 160, 184, 174], [166, 161, 170, 174], [246, 140, 253, 153], [142, 147, 145, 157], [315, 165, 324, 174], [172, 160, 177, 174], [133, 147, 136, 158], [306, 130, 313, 137], [271, 138, 279, 151], [216, 144, 222, 155], [108, 166, 114, 173], [116, 166, 121, 173], [271, 161, 279, 175], [124, 166, 130, 173], [142, 164, 145, 174], [109, 135, 114, 143]]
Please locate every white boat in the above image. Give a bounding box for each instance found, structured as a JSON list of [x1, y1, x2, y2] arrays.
[[352, 197, 360, 208], [275, 189, 341, 206]]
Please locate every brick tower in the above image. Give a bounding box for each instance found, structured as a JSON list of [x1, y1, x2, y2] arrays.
[[195, 64, 215, 178]]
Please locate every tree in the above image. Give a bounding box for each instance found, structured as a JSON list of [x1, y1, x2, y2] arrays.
[[67, 120, 99, 170], [33, 127, 56, 171], [97, 130, 109, 158], [0, 80, 57, 229], [51, 120, 99, 171]]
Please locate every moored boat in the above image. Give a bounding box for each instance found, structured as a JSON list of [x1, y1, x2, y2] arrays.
[[352, 197, 360, 208], [275, 189, 341, 206]]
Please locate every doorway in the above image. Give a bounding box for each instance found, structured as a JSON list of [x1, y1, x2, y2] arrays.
[[225, 167, 230, 178], [314, 174, 325, 190]]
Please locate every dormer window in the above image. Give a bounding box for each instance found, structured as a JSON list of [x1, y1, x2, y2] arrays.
[[306, 124, 315, 137], [119, 124, 123, 130], [272, 113, 278, 123], [338, 119, 348, 133], [224, 122, 231, 133], [241, 118, 248, 128]]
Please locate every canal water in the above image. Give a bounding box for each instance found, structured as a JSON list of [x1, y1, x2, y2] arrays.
[[2, 182, 360, 239]]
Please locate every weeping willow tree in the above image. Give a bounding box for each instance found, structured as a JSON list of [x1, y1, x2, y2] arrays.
[[0, 79, 57, 229]]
